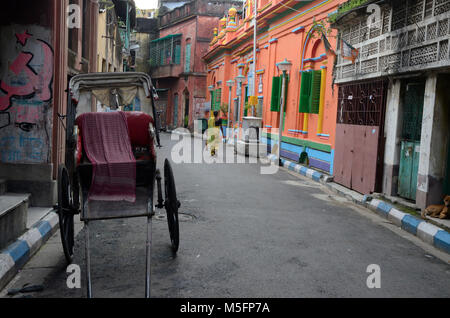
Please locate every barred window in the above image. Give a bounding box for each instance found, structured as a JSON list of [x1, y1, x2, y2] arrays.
[[150, 34, 182, 67]]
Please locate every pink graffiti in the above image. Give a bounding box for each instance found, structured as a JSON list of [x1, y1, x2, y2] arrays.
[[8, 105, 41, 123], [16, 31, 32, 46], [0, 38, 53, 111]]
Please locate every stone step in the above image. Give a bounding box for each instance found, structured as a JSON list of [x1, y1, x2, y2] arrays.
[[27, 207, 54, 229], [0, 179, 6, 195], [0, 193, 30, 250]]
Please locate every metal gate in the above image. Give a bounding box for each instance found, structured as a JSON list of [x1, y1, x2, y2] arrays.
[[398, 80, 425, 200], [334, 80, 388, 194]]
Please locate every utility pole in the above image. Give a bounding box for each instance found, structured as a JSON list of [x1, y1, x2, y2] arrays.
[[251, 0, 257, 116]]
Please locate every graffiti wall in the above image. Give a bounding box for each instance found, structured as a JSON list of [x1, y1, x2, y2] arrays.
[[0, 25, 53, 164]]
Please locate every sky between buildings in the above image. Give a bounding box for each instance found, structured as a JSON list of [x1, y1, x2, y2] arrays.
[[135, 0, 158, 9]]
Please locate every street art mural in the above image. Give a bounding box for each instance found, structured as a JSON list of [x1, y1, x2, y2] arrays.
[[0, 27, 53, 164]]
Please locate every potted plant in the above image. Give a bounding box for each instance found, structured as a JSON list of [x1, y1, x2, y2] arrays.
[[243, 102, 252, 117]]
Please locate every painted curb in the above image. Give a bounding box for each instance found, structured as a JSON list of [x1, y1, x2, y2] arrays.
[[267, 155, 450, 255], [267, 154, 325, 182], [364, 200, 450, 254], [0, 210, 59, 291]]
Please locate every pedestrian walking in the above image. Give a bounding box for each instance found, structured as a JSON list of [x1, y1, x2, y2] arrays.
[[208, 111, 221, 156]]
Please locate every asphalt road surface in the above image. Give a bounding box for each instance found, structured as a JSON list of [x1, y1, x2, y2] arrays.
[[2, 132, 450, 298]]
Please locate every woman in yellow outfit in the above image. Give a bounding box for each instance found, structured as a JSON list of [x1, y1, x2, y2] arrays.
[[207, 111, 221, 156]]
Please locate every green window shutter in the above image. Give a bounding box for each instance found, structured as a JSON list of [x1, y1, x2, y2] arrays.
[[244, 86, 249, 116], [184, 43, 191, 72], [210, 90, 215, 110], [270, 76, 281, 112], [216, 88, 222, 110], [299, 71, 312, 113], [309, 70, 322, 114], [214, 88, 221, 111], [174, 44, 181, 64]]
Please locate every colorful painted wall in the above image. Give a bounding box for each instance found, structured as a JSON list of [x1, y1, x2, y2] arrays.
[[204, 0, 347, 174], [0, 25, 54, 164]]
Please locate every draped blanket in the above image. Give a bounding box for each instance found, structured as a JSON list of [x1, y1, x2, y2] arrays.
[[78, 111, 136, 202]]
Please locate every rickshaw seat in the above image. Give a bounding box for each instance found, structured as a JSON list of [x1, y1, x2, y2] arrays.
[[75, 111, 156, 191], [75, 111, 155, 165], [122, 111, 154, 147]]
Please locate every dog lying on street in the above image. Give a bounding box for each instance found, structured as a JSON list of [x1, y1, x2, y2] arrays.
[[421, 195, 450, 219]]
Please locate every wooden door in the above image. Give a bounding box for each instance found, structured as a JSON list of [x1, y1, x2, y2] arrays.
[[398, 141, 420, 200]]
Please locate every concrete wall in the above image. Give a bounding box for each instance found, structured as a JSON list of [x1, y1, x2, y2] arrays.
[[0, 0, 70, 206], [416, 74, 450, 208], [0, 23, 57, 206], [0, 25, 53, 165], [135, 32, 151, 74], [97, 11, 120, 73], [382, 79, 402, 196]]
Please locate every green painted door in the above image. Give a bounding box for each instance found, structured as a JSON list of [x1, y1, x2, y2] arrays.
[[244, 86, 248, 116], [398, 80, 425, 200], [398, 141, 420, 200]]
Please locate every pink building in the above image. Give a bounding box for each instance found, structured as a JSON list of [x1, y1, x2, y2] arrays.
[[150, 0, 242, 130]]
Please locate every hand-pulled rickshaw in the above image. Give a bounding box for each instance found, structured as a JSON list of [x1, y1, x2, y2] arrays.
[[58, 72, 180, 298]]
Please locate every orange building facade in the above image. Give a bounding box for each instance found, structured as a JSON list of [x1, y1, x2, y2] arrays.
[[204, 0, 346, 174]]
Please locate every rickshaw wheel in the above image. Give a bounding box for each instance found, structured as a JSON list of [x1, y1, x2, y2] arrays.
[[164, 159, 180, 253], [58, 165, 75, 264]]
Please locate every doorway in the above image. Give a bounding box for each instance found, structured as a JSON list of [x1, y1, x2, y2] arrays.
[[445, 138, 450, 196], [398, 79, 425, 201], [173, 93, 178, 127], [184, 90, 190, 128]]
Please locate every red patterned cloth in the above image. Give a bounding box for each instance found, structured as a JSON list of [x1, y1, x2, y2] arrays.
[[77, 111, 136, 202]]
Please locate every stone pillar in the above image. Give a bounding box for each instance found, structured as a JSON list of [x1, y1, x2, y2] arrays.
[[416, 74, 450, 208], [236, 116, 263, 157], [382, 79, 402, 196]]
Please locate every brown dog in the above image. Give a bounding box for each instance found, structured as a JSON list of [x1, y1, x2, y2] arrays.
[[422, 195, 450, 219]]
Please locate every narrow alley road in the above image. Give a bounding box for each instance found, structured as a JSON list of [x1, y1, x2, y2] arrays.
[[2, 132, 449, 298]]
